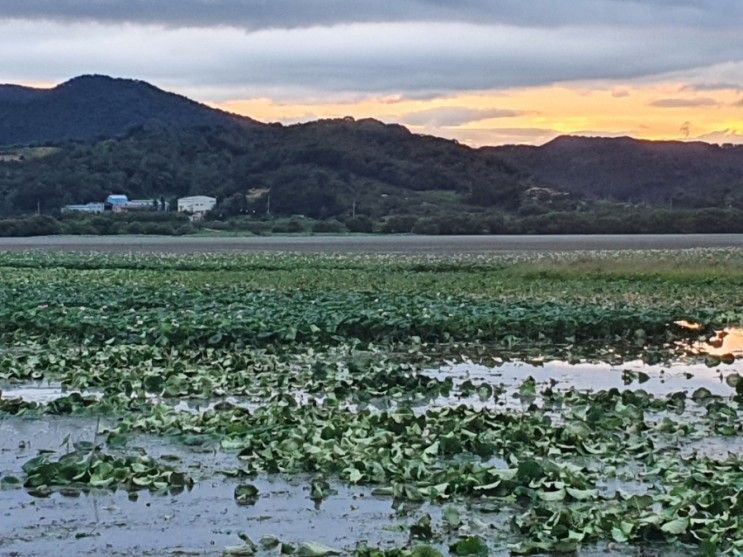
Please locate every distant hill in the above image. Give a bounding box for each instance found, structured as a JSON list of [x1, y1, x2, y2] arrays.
[[489, 135, 743, 208], [0, 75, 742, 223], [0, 75, 253, 146], [0, 115, 527, 217]]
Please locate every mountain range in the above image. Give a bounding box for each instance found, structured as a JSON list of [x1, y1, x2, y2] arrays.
[[0, 75, 742, 219]]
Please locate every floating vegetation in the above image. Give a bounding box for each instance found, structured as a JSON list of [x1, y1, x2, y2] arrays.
[[0, 251, 741, 555], [21, 447, 193, 496]]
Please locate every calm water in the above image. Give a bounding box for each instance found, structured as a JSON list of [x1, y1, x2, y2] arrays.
[[0, 234, 741, 254]]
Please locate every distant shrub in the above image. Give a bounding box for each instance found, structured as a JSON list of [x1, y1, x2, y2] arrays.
[[271, 217, 307, 233], [0, 215, 61, 237], [311, 220, 346, 233], [200, 220, 231, 231], [125, 222, 144, 235], [486, 214, 507, 234], [412, 217, 440, 235], [345, 216, 374, 233], [435, 214, 488, 235], [380, 215, 416, 233]]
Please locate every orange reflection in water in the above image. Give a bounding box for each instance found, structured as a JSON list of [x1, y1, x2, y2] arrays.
[[686, 328, 743, 359], [674, 320, 704, 332]]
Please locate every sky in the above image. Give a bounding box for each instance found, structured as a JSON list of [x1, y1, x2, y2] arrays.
[[1, 1, 741, 146]]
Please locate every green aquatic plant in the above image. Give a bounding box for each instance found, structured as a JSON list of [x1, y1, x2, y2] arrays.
[[21, 448, 193, 496]]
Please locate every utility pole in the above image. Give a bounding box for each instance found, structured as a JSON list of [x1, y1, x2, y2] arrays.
[[266, 190, 271, 215], [36, 200, 40, 216]]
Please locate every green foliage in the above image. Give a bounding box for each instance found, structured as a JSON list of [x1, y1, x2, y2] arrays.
[[0, 118, 523, 217], [22, 449, 193, 495], [234, 483, 260, 505], [0, 251, 741, 554], [2, 76, 743, 229], [449, 536, 488, 556], [497, 135, 743, 210]]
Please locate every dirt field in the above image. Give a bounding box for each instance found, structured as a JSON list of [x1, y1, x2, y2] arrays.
[[0, 233, 741, 254]]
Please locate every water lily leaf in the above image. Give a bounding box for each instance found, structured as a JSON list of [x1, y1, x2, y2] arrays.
[[106, 433, 128, 448], [566, 487, 597, 501], [411, 545, 443, 557], [295, 542, 341, 556], [518, 377, 536, 398], [516, 459, 543, 482], [223, 544, 256, 556], [221, 438, 245, 451], [449, 536, 488, 557], [691, 388, 713, 402], [661, 517, 689, 535], [442, 505, 461, 529], [538, 488, 565, 502], [310, 476, 333, 502], [234, 483, 259, 505], [347, 467, 363, 483], [410, 514, 433, 540], [1, 475, 21, 489], [260, 536, 281, 549]]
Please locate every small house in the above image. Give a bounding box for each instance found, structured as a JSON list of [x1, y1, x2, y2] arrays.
[[126, 199, 157, 211], [106, 194, 129, 206], [177, 196, 217, 216], [62, 202, 106, 214], [106, 194, 129, 213]]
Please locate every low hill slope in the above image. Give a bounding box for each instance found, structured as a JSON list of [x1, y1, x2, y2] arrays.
[[490, 135, 743, 208]]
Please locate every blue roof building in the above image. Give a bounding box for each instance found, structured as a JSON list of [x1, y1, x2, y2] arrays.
[[106, 194, 129, 205]]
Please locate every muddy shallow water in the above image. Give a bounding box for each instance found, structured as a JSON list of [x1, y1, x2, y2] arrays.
[[0, 358, 738, 556], [0, 415, 704, 557], [0, 418, 412, 556]]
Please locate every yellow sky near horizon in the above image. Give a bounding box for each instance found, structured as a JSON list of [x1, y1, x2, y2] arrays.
[[15, 77, 742, 147], [213, 81, 743, 147]]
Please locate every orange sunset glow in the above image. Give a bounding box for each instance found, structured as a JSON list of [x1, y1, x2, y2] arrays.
[[214, 81, 743, 147], [1, 2, 742, 149]]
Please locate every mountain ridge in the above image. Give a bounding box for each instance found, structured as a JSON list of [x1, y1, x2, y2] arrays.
[[0, 75, 742, 218], [0, 74, 257, 146]]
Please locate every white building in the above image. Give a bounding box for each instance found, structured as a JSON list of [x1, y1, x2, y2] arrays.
[[126, 199, 157, 211], [177, 196, 217, 215], [62, 202, 106, 214]]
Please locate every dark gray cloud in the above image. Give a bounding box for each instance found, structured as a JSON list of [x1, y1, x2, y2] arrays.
[[401, 107, 522, 127], [1, 19, 739, 99], [650, 97, 719, 107], [1, 0, 741, 30], [681, 82, 742, 92]]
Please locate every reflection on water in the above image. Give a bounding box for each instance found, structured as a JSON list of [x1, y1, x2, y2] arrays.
[[0, 418, 411, 557], [426, 359, 739, 398], [0, 384, 102, 404], [674, 320, 704, 331], [683, 327, 743, 358]]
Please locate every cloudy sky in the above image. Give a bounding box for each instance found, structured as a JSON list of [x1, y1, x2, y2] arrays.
[[1, 1, 741, 145]]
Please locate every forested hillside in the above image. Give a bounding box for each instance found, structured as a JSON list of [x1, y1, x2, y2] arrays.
[[1, 75, 743, 234], [0, 119, 529, 218], [0, 75, 252, 146], [491, 135, 743, 209]]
